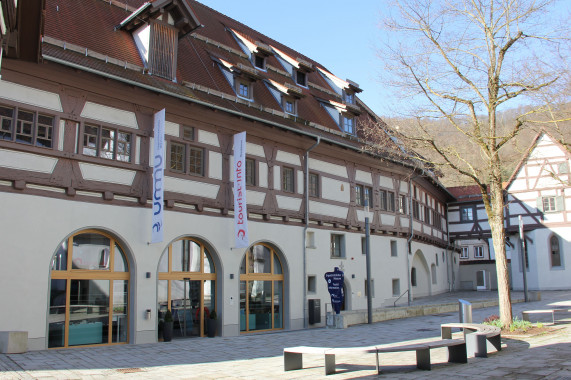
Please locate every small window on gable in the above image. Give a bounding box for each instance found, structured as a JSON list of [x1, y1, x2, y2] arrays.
[[342, 116, 355, 135], [295, 70, 307, 87], [343, 90, 355, 104], [283, 98, 297, 115], [237, 80, 252, 100], [148, 21, 178, 81], [460, 206, 474, 222], [254, 55, 266, 70]]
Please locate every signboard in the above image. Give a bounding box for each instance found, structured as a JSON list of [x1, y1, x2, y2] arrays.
[[324, 267, 344, 314], [151, 108, 165, 243], [233, 132, 249, 248]]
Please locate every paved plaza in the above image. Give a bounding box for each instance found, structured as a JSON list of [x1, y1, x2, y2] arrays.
[[1, 290, 570, 379]]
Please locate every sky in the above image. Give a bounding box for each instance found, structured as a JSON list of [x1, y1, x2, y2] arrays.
[[199, 0, 394, 117], [198, 1, 571, 118]]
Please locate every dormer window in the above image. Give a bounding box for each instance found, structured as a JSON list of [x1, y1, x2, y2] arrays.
[[343, 91, 355, 104], [295, 70, 307, 87], [254, 55, 266, 70], [237, 80, 252, 100], [283, 97, 297, 115], [342, 116, 355, 135], [118, 0, 201, 81]]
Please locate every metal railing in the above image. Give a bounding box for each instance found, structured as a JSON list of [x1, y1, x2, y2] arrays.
[[393, 290, 409, 307]]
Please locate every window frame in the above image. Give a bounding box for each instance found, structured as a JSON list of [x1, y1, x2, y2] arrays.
[[550, 235, 562, 268], [330, 234, 345, 258], [308, 172, 319, 198], [168, 139, 206, 177], [387, 192, 396, 212], [460, 206, 474, 222], [474, 246, 484, 258], [282, 166, 295, 193], [460, 247, 469, 259], [0, 104, 56, 149], [379, 190, 387, 211], [245, 158, 256, 186], [282, 96, 297, 115], [81, 123, 133, 162], [294, 69, 307, 87], [342, 116, 355, 135], [236, 79, 252, 100], [398, 195, 407, 214], [253, 54, 266, 70]]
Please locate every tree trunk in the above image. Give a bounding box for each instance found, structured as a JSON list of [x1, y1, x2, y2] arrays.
[[488, 170, 513, 328]]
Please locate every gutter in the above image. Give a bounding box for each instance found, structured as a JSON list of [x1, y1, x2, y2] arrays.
[[302, 136, 320, 329]]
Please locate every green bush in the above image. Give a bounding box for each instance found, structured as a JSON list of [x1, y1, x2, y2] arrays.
[[483, 316, 532, 331]]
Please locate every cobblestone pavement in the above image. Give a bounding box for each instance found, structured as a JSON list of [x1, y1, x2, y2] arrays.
[[1, 290, 570, 379]]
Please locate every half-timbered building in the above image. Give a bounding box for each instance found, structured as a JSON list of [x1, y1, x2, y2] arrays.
[[449, 132, 571, 292], [0, 0, 457, 350]]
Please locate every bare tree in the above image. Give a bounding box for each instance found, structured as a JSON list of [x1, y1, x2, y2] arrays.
[[374, 0, 570, 327]]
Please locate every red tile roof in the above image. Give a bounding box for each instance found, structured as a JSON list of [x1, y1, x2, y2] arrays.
[[41, 0, 397, 152]]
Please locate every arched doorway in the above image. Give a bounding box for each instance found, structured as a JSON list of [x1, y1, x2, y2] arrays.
[[157, 237, 216, 338], [411, 249, 431, 298], [48, 230, 130, 348], [239, 243, 284, 332]]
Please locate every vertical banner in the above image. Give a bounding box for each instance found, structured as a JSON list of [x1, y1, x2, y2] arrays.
[[151, 109, 165, 243], [233, 131, 249, 248]]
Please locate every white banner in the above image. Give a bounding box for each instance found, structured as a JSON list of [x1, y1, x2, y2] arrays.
[[233, 132, 249, 248], [151, 109, 166, 243]]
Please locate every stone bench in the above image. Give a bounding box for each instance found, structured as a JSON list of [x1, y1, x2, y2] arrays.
[[522, 309, 570, 324], [441, 323, 501, 358], [284, 338, 467, 375], [0, 331, 28, 354]]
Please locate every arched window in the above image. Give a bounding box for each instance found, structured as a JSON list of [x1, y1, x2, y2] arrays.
[[550, 235, 562, 267], [158, 238, 216, 338], [48, 230, 129, 348], [239, 243, 284, 332]]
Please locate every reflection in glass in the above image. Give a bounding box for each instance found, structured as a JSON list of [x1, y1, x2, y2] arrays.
[[274, 281, 283, 328], [48, 279, 67, 348], [72, 233, 111, 270], [204, 248, 214, 273], [69, 280, 109, 346], [112, 280, 128, 343], [114, 243, 128, 272], [239, 281, 247, 331], [171, 280, 200, 338], [248, 280, 272, 331], [251, 245, 271, 273], [157, 280, 168, 321], [51, 240, 68, 271], [172, 240, 201, 272], [204, 280, 215, 334]]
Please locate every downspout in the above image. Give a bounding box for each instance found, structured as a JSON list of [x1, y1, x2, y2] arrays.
[[303, 136, 320, 329], [406, 177, 415, 306], [446, 214, 453, 292]]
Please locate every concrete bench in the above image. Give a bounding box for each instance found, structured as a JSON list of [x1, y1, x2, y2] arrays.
[[441, 323, 501, 358], [0, 331, 28, 354], [284, 338, 467, 375], [522, 309, 569, 324]]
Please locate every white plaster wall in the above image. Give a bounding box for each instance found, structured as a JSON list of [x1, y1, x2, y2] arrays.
[[321, 177, 349, 203]]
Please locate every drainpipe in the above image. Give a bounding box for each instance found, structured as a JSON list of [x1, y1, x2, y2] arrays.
[[406, 176, 415, 306], [446, 214, 452, 292], [303, 136, 320, 329]]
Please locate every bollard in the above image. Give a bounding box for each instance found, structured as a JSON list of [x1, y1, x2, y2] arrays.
[[458, 299, 472, 323]]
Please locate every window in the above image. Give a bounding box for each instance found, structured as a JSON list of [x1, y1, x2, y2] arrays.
[[412, 200, 420, 219], [379, 190, 387, 211], [435, 253, 439, 266], [282, 167, 294, 192], [431, 264, 437, 284], [411, 267, 417, 287], [392, 279, 400, 297], [558, 162, 569, 174], [245, 158, 256, 186], [538, 195, 563, 213], [309, 173, 319, 197], [330, 234, 345, 258], [342, 116, 355, 135], [183, 126, 195, 140], [159, 237, 217, 337], [474, 246, 484, 258], [49, 231, 129, 348], [283, 98, 297, 115], [361, 236, 366, 255], [254, 55, 266, 70], [387, 192, 395, 212], [343, 91, 354, 104], [295, 70, 307, 86], [460, 206, 474, 222], [461, 247, 469, 259], [390, 240, 398, 257], [398, 195, 407, 214], [83, 124, 131, 162], [240, 244, 284, 332], [169, 142, 204, 176], [355, 185, 372, 207], [543, 196, 556, 212], [425, 205, 431, 223], [550, 235, 562, 267], [0, 105, 54, 148], [364, 279, 374, 297], [237, 81, 251, 100]]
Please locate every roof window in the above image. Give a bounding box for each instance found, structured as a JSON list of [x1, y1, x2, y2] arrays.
[[118, 0, 201, 81]]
